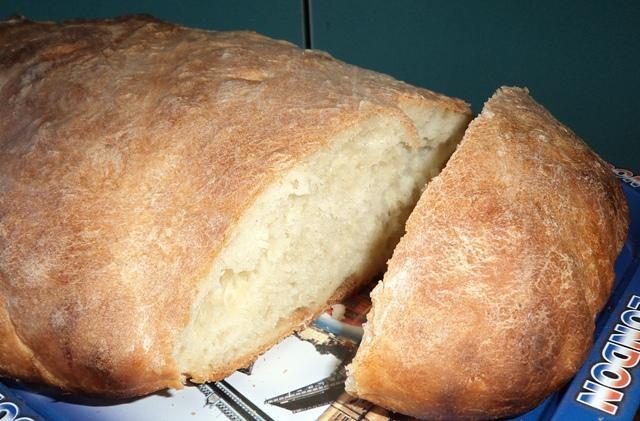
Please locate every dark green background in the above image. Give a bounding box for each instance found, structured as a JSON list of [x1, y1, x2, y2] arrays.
[[0, 1, 303, 44], [2, 0, 638, 171]]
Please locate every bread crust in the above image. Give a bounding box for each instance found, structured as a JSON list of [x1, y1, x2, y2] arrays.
[[0, 16, 469, 396], [347, 87, 629, 419]]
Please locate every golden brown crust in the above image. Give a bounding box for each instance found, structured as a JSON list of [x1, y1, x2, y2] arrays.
[[0, 15, 469, 396], [347, 87, 629, 419]]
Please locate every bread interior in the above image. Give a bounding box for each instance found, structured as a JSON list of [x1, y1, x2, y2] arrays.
[[176, 107, 468, 379]]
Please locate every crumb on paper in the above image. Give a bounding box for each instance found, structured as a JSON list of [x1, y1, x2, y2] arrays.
[[331, 304, 346, 320]]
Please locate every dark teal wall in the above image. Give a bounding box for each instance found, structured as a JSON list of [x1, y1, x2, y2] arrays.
[[0, 1, 303, 45], [1, 1, 638, 171], [312, 0, 640, 172]]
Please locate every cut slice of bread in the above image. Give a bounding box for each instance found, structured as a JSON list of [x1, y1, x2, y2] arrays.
[[176, 109, 468, 382], [345, 87, 629, 420], [0, 16, 471, 396]]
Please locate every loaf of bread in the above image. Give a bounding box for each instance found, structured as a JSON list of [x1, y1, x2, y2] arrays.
[[346, 87, 629, 419], [0, 16, 471, 396]]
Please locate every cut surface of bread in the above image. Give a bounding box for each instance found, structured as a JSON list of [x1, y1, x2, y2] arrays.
[[346, 87, 629, 420], [177, 110, 466, 380], [0, 15, 470, 396]]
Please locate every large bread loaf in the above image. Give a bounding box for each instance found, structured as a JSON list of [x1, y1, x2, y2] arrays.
[[0, 16, 471, 396]]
